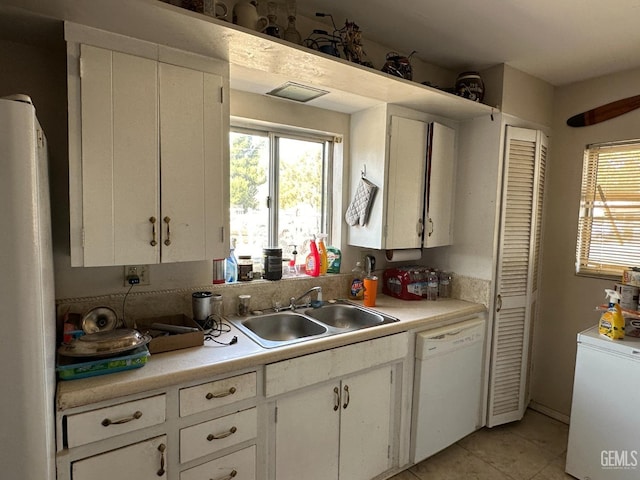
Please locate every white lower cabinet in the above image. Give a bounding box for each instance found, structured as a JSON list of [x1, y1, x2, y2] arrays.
[[267, 333, 408, 480], [180, 407, 257, 463], [274, 365, 394, 480], [72, 434, 168, 480], [57, 370, 260, 480], [180, 445, 256, 480]]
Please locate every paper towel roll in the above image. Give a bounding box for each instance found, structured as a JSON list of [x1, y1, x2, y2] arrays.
[[385, 249, 422, 262]]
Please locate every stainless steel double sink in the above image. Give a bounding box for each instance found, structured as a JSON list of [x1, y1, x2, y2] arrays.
[[229, 301, 399, 349]]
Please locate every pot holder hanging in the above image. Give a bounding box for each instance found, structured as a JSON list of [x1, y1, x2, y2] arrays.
[[345, 176, 378, 226]]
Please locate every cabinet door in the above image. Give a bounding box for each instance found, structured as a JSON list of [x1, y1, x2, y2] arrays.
[[425, 122, 455, 248], [339, 366, 393, 480], [159, 63, 226, 263], [72, 435, 167, 480], [275, 382, 340, 480], [78, 44, 159, 266], [386, 116, 428, 249]]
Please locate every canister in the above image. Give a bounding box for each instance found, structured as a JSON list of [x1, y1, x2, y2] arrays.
[[212, 259, 225, 284], [616, 283, 640, 310], [238, 255, 253, 281], [192, 291, 212, 325], [263, 247, 283, 280]]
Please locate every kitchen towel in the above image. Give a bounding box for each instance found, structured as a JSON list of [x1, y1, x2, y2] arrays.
[[385, 249, 422, 262], [345, 177, 378, 226]]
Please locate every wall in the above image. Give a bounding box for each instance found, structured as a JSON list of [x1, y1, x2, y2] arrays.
[[531, 66, 640, 418]]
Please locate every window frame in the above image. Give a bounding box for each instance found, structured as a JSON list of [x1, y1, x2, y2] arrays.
[[576, 139, 640, 280], [229, 123, 334, 249]]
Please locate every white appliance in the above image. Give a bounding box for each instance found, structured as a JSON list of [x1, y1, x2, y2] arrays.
[[0, 95, 56, 479], [411, 316, 486, 463], [566, 326, 640, 479]]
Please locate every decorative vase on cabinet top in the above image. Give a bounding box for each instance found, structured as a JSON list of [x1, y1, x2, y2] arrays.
[[233, 0, 268, 32]]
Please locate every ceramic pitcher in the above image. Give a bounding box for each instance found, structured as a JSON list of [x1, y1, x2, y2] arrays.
[[233, 0, 268, 31]]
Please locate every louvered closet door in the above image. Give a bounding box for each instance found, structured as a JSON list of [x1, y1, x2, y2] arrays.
[[487, 126, 548, 427]]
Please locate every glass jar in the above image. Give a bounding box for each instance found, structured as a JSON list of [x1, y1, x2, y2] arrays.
[[238, 255, 253, 281]]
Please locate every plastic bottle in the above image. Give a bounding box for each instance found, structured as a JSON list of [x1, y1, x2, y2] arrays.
[[225, 238, 238, 283], [326, 246, 342, 273], [599, 289, 625, 339], [426, 270, 439, 301], [439, 271, 452, 298], [305, 236, 320, 277], [349, 261, 365, 300], [317, 233, 328, 275]]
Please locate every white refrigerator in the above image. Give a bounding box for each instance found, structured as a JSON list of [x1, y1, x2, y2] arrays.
[[0, 95, 56, 479], [566, 326, 640, 479]]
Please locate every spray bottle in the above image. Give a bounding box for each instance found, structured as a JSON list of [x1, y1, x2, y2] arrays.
[[317, 233, 328, 275], [599, 289, 625, 339], [305, 236, 320, 277]]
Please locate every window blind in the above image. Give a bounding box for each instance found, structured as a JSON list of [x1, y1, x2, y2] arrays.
[[576, 141, 640, 277]]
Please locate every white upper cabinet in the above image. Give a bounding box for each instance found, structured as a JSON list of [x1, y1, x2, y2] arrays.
[[425, 122, 456, 248], [348, 104, 456, 250], [66, 23, 229, 267]]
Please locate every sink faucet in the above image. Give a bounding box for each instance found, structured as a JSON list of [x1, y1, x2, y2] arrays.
[[289, 286, 323, 310]]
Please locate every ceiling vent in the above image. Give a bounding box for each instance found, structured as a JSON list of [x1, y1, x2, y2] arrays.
[[267, 81, 329, 103]]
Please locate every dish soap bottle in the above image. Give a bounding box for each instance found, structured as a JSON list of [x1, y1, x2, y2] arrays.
[[317, 233, 328, 275], [305, 236, 320, 277], [225, 238, 238, 283], [599, 289, 625, 339], [349, 261, 365, 300]]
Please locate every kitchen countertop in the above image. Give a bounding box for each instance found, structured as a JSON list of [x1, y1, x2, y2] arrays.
[[56, 296, 486, 410]]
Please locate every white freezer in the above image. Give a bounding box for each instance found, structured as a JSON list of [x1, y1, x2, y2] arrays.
[[566, 326, 640, 479]]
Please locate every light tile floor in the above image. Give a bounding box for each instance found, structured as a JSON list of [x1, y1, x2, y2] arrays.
[[390, 409, 574, 480]]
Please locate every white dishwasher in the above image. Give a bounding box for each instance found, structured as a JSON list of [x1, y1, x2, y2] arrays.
[[411, 316, 486, 463]]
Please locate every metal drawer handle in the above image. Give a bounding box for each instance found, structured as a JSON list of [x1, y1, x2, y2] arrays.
[[206, 387, 237, 400], [157, 443, 166, 477], [213, 470, 237, 480], [428, 217, 434, 237], [164, 216, 171, 246], [101, 410, 142, 427], [333, 386, 340, 411], [149, 217, 157, 246], [207, 426, 237, 441], [343, 385, 350, 409]]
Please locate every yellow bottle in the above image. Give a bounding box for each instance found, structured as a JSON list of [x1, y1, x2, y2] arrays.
[[599, 289, 625, 339], [317, 233, 328, 275]]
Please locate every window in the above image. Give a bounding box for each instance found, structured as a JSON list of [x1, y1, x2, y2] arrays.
[[576, 140, 640, 278], [229, 126, 332, 266]]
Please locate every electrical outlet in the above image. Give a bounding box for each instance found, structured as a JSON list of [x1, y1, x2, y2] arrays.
[[123, 265, 150, 286]]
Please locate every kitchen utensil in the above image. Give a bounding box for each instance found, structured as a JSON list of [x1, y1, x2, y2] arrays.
[[81, 306, 118, 334], [58, 328, 151, 358], [150, 323, 201, 334], [192, 291, 212, 325], [566, 94, 640, 127]]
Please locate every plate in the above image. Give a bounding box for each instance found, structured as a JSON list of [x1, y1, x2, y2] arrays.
[[58, 329, 151, 358]]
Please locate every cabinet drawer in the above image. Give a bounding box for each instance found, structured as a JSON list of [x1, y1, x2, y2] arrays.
[[265, 332, 408, 397], [72, 434, 167, 480], [180, 445, 256, 480], [66, 394, 166, 448], [180, 372, 256, 417], [180, 408, 257, 463]]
